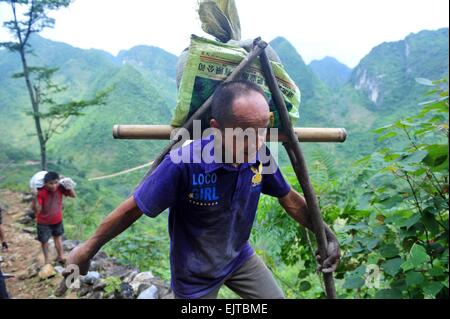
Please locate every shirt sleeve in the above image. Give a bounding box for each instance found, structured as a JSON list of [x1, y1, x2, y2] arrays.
[[37, 190, 45, 206], [133, 155, 184, 218], [261, 160, 291, 198]]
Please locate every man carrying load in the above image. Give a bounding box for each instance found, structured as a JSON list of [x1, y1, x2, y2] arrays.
[[67, 80, 340, 299]]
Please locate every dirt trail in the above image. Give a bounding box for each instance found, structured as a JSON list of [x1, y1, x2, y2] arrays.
[[0, 189, 76, 299]]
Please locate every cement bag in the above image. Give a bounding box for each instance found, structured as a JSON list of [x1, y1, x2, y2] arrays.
[[172, 35, 301, 129], [176, 39, 282, 88]]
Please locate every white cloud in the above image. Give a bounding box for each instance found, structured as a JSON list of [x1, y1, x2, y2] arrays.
[[1, 0, 448, 67]]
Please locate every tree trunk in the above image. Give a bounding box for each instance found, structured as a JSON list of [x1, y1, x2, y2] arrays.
[[19, 49, 47, 170]]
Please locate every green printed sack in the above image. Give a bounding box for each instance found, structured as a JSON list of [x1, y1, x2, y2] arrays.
[[172, 35, 301, 129]]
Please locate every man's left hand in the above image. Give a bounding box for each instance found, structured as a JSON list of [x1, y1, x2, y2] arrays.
[[316, 237, 341, 273]]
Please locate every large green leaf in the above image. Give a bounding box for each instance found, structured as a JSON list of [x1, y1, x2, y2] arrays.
[[391, 279, 408, 291], [423, 144, 449, 171], [423, 282, 444, 297], [378, 131, 398, 142], [379, 195, 403, 209], [402, 244, 429, 271], [343, 266, 366, 289], [342, 222, 368, 232], [421, 212, 442, 236], [386, 212, 421, 229], [433, 197, 449, 213], [373, 125, 393, 134], [410, 244, 430, 266], [429, 265, 446, 277], [375, 289, 403, 299], [405, 271, 425, 286], [342, 276, 365, 290], [380, 244, 400, 259], [369, 174, 395, 188], [382, 258, 404, 276], [358, 193, 372, 210], [366, 238, 380, 251], [402, 214, 422, 230], [372, 225, 388, 237], [399, 150, 429, 165]]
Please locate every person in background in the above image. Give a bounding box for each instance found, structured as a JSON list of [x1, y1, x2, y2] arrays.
[[35, 172, 76, 265], [0, 206, 8, 252], [0, 206, 9, 299], [0, 266, 10, 299]]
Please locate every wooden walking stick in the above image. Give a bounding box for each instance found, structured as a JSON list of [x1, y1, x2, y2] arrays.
[[259, 49, 338, 299]]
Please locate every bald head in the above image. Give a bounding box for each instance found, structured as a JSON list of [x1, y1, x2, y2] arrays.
[[231, 92, 270, 130], [210, 80, 270, 129]]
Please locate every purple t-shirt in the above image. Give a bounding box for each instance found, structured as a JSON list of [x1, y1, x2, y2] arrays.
[[134, 138, 291, 298]]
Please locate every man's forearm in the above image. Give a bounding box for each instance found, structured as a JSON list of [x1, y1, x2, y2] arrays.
[[295, 205, 337, 244], [279, 189, 313, 229], [280, 189, 337, 242], [280, 189, 341, 271], [82, 196, 143, 258]]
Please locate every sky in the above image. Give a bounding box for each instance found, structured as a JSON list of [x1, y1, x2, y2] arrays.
[[0, 0, 448, 68]]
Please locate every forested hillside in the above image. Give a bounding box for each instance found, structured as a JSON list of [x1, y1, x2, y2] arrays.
[[1, 27, 448, 299]]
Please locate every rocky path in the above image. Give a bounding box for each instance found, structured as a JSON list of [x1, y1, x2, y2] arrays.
[[0, 189, 173, 299]]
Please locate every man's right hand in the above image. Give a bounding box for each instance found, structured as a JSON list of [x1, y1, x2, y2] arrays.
[[56, 197, 143, 297], [66, 244, 92, 276], [57, 244, 92, 297], [64, 197, 143, 277]]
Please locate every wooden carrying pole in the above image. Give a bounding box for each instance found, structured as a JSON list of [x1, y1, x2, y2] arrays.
[[259, 49, 337, 299], [113, 125, 347, 143]]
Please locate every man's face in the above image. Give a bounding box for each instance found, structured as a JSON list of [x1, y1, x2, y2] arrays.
[[213, 92, 270, 163], [45, 180, 59, 192]]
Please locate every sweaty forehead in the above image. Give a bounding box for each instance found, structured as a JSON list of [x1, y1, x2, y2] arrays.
[[231, 92, 270, 128]]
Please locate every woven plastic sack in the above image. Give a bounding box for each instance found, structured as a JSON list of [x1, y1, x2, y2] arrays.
[[29, 171, 48, 192], [59, 177, 77, 190], [172, 35, 301, 129]]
